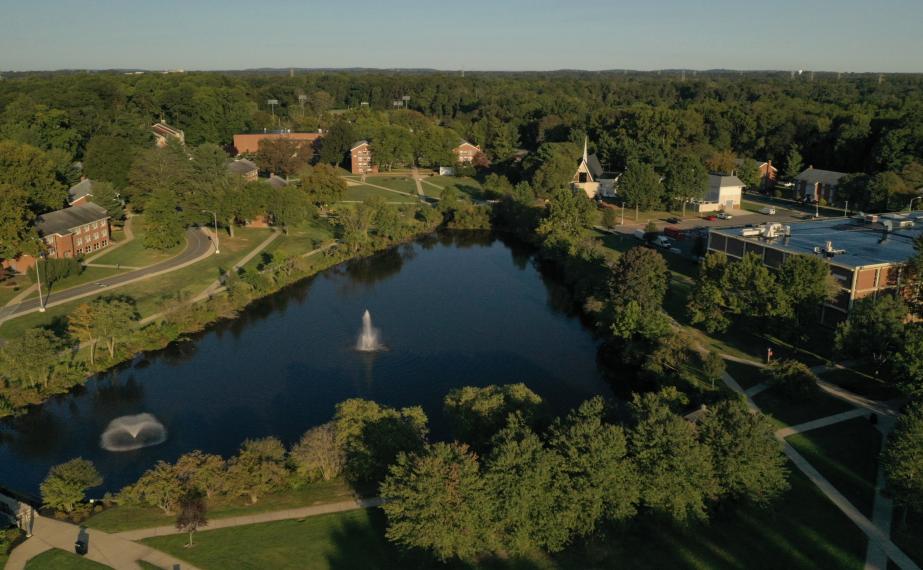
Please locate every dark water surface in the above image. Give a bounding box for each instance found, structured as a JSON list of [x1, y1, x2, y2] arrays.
[[0, 232, 612, 495]]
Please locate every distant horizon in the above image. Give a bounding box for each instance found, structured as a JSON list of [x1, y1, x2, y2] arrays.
[[2, 0, 921, 73]]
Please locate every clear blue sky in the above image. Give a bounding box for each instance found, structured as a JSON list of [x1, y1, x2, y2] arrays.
[[1, 0, 921, 72]]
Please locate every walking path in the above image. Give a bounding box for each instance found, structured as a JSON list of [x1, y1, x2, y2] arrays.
[[343, 177, 417, 199], [4, 513, 200, 570], [744, 381, 770, 397], [190, 230, 280, 303], [775, 408, 869, 438], [115, 497, 384, 541], [719, 360, 918, 570], [411, 167, 426, 201]]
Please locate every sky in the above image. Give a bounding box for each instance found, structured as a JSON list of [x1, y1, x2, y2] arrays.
[[1, 0, 921, 73]]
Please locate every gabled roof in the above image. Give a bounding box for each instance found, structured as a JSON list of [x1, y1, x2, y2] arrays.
[[455, 140, 480, 150], [735, 158, 776, 170], [36, 203, 109, 237], [151, 122, 184, 138], [267, 174, 289, 189], [227, 158, 258, 175], [351, 140, 370, 151], [708, 174, 744, 188], [795, 167, 848, 185], [68, 179, 94, 204], [586, 154, 604, 179]]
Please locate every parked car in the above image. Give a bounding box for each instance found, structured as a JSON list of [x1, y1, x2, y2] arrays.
[[717, 212, 733, 220], [633, 229, 646, 241], [666, 216, 681, 224], [779, 181, 794, 188], [704, 215, 718, 221], [652, 235, 672, 249], [760, 207, 776, 215]]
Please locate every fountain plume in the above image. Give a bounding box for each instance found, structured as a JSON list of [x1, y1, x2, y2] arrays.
[[100, 413, 167, 452], [356, 310, 383, 352]]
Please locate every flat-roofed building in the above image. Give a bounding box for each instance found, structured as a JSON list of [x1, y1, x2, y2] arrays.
[[707, 216, 922, 324]]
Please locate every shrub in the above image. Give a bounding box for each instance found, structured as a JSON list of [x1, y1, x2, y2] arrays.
[[764, 359, 821, 399]]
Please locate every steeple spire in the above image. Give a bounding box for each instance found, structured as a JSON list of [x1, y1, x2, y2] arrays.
[[582, 137, 589, 164]]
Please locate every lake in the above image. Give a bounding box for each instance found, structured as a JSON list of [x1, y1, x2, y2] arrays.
[[0, 232, 613, 495]]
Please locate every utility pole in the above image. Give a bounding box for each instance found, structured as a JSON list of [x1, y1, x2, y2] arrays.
[[267, 99, 279, 127], [298, 94, 307, 118], [844, 200, 848, 217], [202, 210, 220, 254], [34, 253, 46, 313]]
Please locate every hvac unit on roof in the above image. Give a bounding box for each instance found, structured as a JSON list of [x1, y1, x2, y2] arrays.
[[814, 240, 847, 257]]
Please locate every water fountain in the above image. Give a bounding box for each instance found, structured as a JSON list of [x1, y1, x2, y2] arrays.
[[356, 309, 383, 351], [100, 413, 167, 452]]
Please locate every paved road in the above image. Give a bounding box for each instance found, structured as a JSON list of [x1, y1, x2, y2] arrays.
[[0, 227, 213, 326]]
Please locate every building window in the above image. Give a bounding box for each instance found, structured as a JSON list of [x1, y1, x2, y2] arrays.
[[76, 237, 83, 246], [94, 232, 99, 240]]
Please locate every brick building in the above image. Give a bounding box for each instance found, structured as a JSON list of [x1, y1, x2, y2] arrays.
[[452, 141, 481, 164], [707, 216, 921, 324], [350, 140, 376, 174], [36, 203, 112, 259], [232, 130, 322, 155], [735, 158, 778, 190], [795, 166, 848, 203], [67, 178, 95, 206]]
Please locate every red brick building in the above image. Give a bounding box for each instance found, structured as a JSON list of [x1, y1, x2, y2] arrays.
[[350, 140, 376, 174], [452, 141, 481, 165], [232, 131, 322, 155], [736, 158, 778, 190], [36, 203, 111, 259], [795, 166, 848, 203]]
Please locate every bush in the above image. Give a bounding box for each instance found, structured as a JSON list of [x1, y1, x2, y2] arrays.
[[764, 359, 821, 399], [30, 257, 82, 287]]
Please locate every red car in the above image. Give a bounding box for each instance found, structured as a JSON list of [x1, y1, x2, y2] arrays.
[[705, 215, 718, 221]]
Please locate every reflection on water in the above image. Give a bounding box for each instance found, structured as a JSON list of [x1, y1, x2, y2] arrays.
[[0, 231, 614, 494]]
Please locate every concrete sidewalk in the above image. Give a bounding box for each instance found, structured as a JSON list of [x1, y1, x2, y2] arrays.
[[115, 497, 384, 541]]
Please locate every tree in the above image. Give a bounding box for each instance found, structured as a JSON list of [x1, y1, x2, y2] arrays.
[[299, 164, 346, 206], [268, 185, 314, 233], [784, 146, 804, 180], [867, 171, 911, 211], [443, 384, 544, 450], [0, 328, 63, 388], [334, 399, 429, 488], [547, 397, 639, 537], [601, 207, 617, 228], [699, 400, 789, 506], [619, 161, 663, 213], [84, 135, 138, 189], [701, 350, 726, 390], [0, 184, 37, 258], [893, 326, 923, 398], [143, 188, 184, 250], [256, 138, 310, 177], [173, 451, 226, 498], [687, 252, 731, 333], [662, 153, 708, 210], [224, 437, 289, 504], [629, 388, 719, 522], [485, 415, 571, 553], [705, 150, 737, 175], [528, 142, 580, 194], [882, 401, 923, 519], [536, 187, 594, 243], [120, 461, 183, 514], [68, 303, 99, 365], [91, 297, 139, 359], [317, 121, 357, 166], [40, 458, 102, 513], [338, 204, 373, 253], [777, 255, 838, 325], [126, 142, 192, 209], [835, 295, 907, 369], [88, 181, 125, 222], [367, 196, 402, 239], [723, 252, 791, 322], [381, 442, 492, 561], [175, 488, 208, 547], [736, 158, 760, 190], [608, 246, 670, 312], [290, 422, 345, 482], [763, 359, 821, 400], [0, 140, 65, 213]]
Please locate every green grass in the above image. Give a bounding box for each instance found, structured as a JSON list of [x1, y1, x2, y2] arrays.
[[89, 217, 185, 268], [753, 384, 855, 427], [363, 175, 419, 194], [342, 184, 418, 203], [725, 360, 767, 390], [786, 418, 882, 517], [419, 176, 483, 200], [818, 367, 903, 402], [892, 509, 923, 567], [137, 562, 163, 570], [244, 220, 335, 271], [143, 467, 865, 570], [86, 479, 354, 533], [24, 548, 110, 570], [25, 266, 128, 301]]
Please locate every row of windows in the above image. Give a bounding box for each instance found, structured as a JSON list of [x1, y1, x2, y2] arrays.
[[75, 240, 108, 255], [75, 231, 106, 246], [74, 221, 105, 234]]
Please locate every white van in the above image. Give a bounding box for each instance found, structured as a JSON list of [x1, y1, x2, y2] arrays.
[[759, 207, 776, 215]]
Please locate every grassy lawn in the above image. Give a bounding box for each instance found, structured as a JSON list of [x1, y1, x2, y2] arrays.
[[892, 509, 923, 567], [725, 360, 767, 390], [244, 220, 335, 271], [89, 217, 185, 268], [24, 266, 129, 301], [818, 367, 903, 402], [24, 548, 109, 570], [86, 479, 354, 533], [753, 384, 855, 427], [0, 278, 30, 306], [0, 229, 266, 339], [363, 175, 419, 195], [786, 418, 882, 518], [143, 467, 865, 570], [342, 184, 418, 203], [419, 176, 483, 200]]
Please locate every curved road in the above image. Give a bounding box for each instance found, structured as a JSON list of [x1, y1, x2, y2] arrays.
[[0, 227, 213, 325]]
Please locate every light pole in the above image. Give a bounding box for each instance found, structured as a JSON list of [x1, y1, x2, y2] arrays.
[[267, 99, 279, 127], [844, 200, 849, 217], [910, 196, 922, 212], [298, 94, 307, 118], [34, 251, 46, 313], [620, 204, 624, 225], [202, 210, 220, 254]]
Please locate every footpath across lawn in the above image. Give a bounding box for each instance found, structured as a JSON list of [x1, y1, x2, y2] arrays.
[[143, 466, 865, 570], [24, 548, 109, 570]]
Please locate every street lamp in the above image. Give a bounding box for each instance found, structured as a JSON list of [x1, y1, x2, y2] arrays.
[[267, 99, 279, 127], [31, 239, 46, 312], [201, 210, 220, 254]]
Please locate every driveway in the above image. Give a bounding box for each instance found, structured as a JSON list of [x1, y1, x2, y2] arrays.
[[0, 227, 213, 325]]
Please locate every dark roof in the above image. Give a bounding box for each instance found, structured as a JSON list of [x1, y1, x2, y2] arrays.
[[795, 167, 848, 185], [68, 178, 94, 203], [36, 203, 109, 236], [351, 140, 369, 150], [267, 174, 289, 189], [587, 154, 604, 178], [227, 159, 257, 175]]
